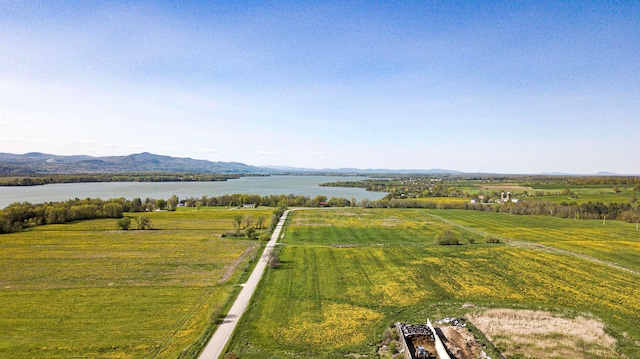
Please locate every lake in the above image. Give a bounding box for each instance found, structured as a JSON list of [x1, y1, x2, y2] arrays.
[[0, 175, 386, 208]]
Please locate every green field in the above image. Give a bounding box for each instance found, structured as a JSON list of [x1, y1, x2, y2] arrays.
[[227, 208, 640, 358], [426, 209, 640, 273], [0, 207, 273, 358]]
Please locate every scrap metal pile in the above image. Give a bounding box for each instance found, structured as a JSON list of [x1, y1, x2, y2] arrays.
[[400, 323, 435, 341]]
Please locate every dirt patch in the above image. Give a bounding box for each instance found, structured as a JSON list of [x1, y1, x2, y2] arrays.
[[467, 309, 619, 359], [439, 326, 485, 359]]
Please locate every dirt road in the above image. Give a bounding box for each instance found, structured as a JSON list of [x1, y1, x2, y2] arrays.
[[198, 210, 290, 359]]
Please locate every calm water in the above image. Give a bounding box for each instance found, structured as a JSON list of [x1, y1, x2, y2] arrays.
[[0, 175, 386, 208]]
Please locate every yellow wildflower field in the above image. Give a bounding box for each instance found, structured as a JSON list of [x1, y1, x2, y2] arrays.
[[229, 208, 640, 358]]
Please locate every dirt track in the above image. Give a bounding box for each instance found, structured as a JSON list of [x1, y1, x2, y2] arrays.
[[198, 210, 290, 359]]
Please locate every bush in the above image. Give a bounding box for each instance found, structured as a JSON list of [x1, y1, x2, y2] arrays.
[[486, 235, 501, 244], [221, 230, 244, 238], [267, 249, 281, 269], [224, 354, 238, 359], [436, 229, 460, 245], [388, 340, 399, 353], [116, 217, 131, 230], [135, 215, 152, 230], [244, 226, 257, 240], [383, 327, 395, 343]]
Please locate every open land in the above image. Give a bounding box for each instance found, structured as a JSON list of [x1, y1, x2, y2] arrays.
[[1, 175, 639, 358], [225, 207, 639, 358], [0, 207, 272, 358]]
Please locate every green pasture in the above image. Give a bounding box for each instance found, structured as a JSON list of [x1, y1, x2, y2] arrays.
[[0, 207, 272, 358], [525, 192, 637, 204], [454, 179, 637, 204], [227, 208, 640, 358], [425, 209, 640, 272]]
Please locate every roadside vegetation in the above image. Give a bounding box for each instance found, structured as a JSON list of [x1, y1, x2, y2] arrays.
[[226, 208, 640, 358]]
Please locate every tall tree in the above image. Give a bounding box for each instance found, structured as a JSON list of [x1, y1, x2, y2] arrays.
[[167, 195, 179, 211]]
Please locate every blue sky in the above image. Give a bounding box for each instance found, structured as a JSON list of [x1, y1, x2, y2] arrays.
[[1, 1, 638, 174]]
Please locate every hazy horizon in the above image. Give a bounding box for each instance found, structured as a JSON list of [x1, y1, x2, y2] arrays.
[[1, 1, 638, 174]]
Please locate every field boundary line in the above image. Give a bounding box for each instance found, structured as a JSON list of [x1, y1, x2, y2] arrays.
[[424, 212, 640, 277], [220, 244, 259, 283]]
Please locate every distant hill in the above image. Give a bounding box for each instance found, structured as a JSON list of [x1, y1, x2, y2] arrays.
[[0, 152, 275, 174], [263, 166, 464, 175], [1, 152, 629, 176]]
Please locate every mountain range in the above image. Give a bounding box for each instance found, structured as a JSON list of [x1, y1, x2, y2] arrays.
[[0, 152, 466, 175], [0, 152, 626, 176], [0, 152, 271, 175]]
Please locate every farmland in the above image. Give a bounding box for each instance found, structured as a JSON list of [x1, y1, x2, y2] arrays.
[[322, 175, 640, 206], [426, 209, 640, 273], [0, 207, 272, 358], [226, 208, 640, 358]]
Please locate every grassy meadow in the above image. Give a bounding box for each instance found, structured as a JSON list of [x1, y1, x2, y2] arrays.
[[0, 207, 272, 358], [227, 208, 640, 358], [447, 178, 638, 204], [426, 209, 640, 273]]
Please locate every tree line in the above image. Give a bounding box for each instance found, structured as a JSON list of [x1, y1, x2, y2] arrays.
[[321, 175, 640, 200], [0, 173, 241, 186], [365, 198, 640, 224], [3, 191, 639, 235], [0, 194, 349, 234]]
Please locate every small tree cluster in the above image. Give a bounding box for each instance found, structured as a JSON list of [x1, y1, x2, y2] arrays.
[[436, 229, 460, 245], [116, 216, 152, 230], [267, 249, 281, 269]]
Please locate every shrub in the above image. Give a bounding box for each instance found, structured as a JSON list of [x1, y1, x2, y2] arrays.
[[116, 217, 131, 230], [436, 229, 460, 245], [244, 226, 257, 240], [388, 340, 399, 353], [486, 235, 501, 244], [135, 215, 152, 230], [221, 230, 244, 238], [383, 327, 394, 343], [267, 249, 281, 269]]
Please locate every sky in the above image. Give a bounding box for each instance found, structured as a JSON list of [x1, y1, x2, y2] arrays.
[[1, 1, 638, 174]]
